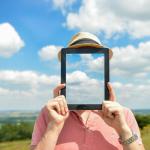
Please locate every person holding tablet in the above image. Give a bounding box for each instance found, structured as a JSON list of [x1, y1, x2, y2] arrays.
[[30, 32, 145, 150]]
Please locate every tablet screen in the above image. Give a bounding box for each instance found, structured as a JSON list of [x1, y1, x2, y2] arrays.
[[66, 53, 104, 105]]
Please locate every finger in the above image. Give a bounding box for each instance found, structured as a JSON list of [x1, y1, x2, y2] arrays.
[[61, 95, 68, 113], [107, 106, 120, 117], [102, 101, 117, 106], [107, 82, 116, 101], [53, 83, 65, 98], [102, 102, 116, 118], [107, 106, 117, 119], [57, 96, 66, 115], [47, 101, 61, 114], [57, 95, 68, 111], [102, 102, 108, 117], [63, 111, 70, 120], [52, 102, 61, 114]]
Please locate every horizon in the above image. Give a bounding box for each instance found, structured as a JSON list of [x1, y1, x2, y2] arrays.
[[0, 108, 150, 112]]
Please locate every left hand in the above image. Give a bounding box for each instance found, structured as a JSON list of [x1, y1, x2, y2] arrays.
[[101, 82, 131, 137]]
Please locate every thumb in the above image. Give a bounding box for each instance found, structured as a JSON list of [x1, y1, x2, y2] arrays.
[[107, 82, 116, 101]]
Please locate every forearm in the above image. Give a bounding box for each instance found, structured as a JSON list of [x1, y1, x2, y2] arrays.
[[34, 123, 62, 150], [119, 126, 141, 150], [123, 143, 140, 150]]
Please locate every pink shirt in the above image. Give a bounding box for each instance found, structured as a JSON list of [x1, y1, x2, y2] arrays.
[[31, 107, 142, 150]]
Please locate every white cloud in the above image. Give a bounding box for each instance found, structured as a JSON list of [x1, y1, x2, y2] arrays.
[[38, 45, 62, 61], [0, 70, 60, 110], [0, 69, 103, 110], [52, 0, 76, 14], [80, 53, 93, 61], [80, 41, 150, 83], [66, 70, 104, 104], [89, 57, 104, 71], [112, 82, 150, 109], [0, 22, 24, 58], [0, 68, 149, 110], [110, 41, 150, 80], [0, 70, 59, 89], [65, 0, 150, 38], [67, 70, 89, 83]]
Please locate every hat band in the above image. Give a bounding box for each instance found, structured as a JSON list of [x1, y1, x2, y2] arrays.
[[70, 38, 100, 47]]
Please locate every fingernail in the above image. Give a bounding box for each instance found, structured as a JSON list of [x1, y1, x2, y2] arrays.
[[65, 107, 68, 112], [61, 111, 64, 115]]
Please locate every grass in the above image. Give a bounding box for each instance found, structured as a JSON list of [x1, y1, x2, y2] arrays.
[[0, 125, 149, 150], [141, 125, 150, 150], [0, 140, 31, 150], [142, 134, 150, 150]]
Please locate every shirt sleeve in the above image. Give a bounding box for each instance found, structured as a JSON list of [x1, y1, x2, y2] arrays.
[[124, 108, 143, 145], [31, 106, 49, 146]]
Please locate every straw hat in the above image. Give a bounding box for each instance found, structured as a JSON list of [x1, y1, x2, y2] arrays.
[[58, 32, 113, 61]]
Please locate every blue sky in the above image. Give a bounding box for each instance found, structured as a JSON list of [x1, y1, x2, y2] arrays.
[[0, 0, 150, 110], [0, 0, 73, 74]]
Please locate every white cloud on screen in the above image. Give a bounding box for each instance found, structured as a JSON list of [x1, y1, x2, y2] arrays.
[[66, 70, 104, 104], [0, 23, 24, 58], [65, 0, 150, 38], [67, 54, 104, 73]]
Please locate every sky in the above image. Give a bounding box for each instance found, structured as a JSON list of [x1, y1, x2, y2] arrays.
[[0, 0, 150, 110]]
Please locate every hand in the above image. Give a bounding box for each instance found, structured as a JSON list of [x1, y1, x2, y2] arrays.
[[101, 83, 131, 137], [46, 84, 69, 131]]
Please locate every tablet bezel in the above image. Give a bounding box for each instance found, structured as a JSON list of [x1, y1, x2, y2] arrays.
[[61, 47, 110, 110]]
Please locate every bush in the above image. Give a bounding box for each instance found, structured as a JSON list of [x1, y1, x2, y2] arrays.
[[141, 124, 150, 136], [135, 115, 150, 129], [0, 122, 33, 142]]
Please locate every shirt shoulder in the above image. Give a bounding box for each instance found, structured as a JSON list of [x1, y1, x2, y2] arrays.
[[31, 106, 49, 146], [123, 107, 143, 145]]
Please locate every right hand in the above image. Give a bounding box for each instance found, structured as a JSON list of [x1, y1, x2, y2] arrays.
[[46, 84, 69, 130]]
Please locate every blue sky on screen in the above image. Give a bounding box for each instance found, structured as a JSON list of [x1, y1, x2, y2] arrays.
[[0, 0, 150, 110]]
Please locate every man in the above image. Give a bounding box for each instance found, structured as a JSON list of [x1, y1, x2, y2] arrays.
[[30, 32, 145, 150]]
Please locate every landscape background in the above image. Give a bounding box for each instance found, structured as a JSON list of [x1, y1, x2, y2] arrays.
[[0, 109, 150, 150]]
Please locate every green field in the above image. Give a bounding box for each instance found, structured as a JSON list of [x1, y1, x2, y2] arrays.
[[0, 140, 31, 150], [0, 127, 149, 150], [141, 125, 150, 150]]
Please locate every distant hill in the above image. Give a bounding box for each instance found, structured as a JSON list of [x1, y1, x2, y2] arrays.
[[0, 109, 150, 124], [132, 109, 150, 115], [0, 110, 39, 124]]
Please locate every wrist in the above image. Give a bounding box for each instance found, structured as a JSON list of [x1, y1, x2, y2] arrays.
[[47, 121, 64, 133], [118, 125, 132, 140]]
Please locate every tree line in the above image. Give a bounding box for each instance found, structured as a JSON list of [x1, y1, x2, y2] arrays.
[[0, 115, 150, 142]]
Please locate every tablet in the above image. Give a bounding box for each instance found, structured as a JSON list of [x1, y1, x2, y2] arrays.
[[61, 47, 109, 110]]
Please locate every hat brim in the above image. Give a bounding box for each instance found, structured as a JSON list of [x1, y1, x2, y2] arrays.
[[58, 43, 113, 61]]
